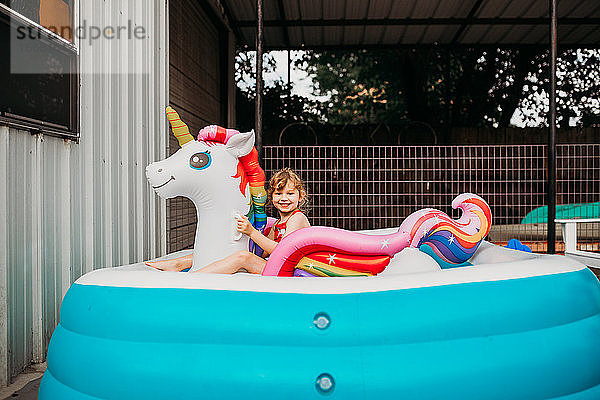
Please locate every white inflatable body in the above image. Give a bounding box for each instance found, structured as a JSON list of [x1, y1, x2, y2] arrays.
[[145, 129, 255, 270]]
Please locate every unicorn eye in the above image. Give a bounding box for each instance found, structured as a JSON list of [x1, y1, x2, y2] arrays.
[[189, 152, 211, 170]]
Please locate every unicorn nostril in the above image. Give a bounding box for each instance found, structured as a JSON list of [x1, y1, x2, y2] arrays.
[[158, 168, 163, 173]]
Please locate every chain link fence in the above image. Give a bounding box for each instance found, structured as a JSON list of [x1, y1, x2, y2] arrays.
[[264, 144, 600, 253]]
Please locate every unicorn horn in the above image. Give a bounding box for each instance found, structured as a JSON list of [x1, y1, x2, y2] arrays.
[[166, 106, 194, 146]]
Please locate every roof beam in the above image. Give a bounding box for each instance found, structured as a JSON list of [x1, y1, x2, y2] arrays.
[[277, 0, 290, 47], [218, 0, 245, 44], [235, 17, 600, 28], [250, 43, 600, 51], [451, 0, 486, 44]]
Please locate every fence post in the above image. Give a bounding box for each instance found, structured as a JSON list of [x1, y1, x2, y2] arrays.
[[255, 0, 264, 161], [547, 0, 558, 254]]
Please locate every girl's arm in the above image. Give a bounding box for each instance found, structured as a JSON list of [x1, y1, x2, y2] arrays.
[[249, 229, 278, 256], [237, 216, 278, 256], [237, 213, 310, 256], [254, 213, 310, 255]]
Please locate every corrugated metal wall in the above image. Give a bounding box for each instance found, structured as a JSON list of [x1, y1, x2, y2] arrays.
[[0, 0, 168, 385]]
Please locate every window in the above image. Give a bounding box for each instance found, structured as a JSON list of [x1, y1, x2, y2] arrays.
[[0, 0, 79, 139]]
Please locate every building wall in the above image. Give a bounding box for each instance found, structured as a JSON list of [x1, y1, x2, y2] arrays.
[[167, 0, 232, 252], [0, 0, 168, 385]]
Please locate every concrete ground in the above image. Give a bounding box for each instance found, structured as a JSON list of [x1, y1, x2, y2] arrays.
[[0, 363, 45, 400]]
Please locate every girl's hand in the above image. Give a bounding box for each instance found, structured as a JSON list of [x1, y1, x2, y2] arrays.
[[236, 215, 255, 236]]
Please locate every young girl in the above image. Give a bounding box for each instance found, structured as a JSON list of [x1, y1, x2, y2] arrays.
[[147, 168, 310, 274]]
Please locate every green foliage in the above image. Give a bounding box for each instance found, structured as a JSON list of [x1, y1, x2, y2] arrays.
[[295, 50, 408, 124], [518, 49, 600, 127], [235, 51, 278, 97], [235, 51, 320, 133], [298, 48, 529, 129], [235, 47, 600, 143], [299, 48, 600, 132]]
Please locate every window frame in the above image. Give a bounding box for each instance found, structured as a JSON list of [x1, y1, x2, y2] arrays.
[[0, 1, 79, 141]]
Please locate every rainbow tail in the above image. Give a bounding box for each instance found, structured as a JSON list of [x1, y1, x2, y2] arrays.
[[399, 193, 492, 266], [262, 193, 492, 277]]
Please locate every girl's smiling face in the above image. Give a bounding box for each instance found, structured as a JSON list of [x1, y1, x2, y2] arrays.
[[272, 181, 301, 214]]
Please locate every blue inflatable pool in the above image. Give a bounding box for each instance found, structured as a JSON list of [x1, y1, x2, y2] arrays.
[[39, 241, 600, 399]]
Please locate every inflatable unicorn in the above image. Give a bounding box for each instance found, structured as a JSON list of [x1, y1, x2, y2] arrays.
[[146, 107, 492, 275], [145, 107, 266, 271]]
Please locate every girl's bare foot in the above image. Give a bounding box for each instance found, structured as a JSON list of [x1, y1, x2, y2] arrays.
[[145, 254, 193, 272]]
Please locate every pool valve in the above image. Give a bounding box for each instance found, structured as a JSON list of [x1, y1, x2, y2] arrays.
[[313, 312, 331, 330], [315, 373, 335, 395]]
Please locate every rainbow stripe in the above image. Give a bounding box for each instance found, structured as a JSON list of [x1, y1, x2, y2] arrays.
[[295, 260, 372, 277], [293, 252, 390, 277]]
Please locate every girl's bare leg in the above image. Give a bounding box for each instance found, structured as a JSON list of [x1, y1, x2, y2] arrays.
[[194, 251, 266, 275], [145, 254, 193, 272]]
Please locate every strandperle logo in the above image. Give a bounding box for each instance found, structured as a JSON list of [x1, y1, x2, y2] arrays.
[[16, 19, 147, 45]]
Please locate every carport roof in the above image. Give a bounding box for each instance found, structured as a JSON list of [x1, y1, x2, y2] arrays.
[[218, 0, 600, 49]]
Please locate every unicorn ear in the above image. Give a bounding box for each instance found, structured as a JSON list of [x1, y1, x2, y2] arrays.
[[225, 129, 255, 158]]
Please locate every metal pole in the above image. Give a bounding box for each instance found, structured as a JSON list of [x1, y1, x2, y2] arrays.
[[287, 49, 292, 108], [255, 0, 264, 160], [287, 50, 291, 88], [547, 0, 557, 254]]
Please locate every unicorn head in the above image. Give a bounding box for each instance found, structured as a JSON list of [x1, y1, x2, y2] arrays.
[[146, 107, 266, 271]]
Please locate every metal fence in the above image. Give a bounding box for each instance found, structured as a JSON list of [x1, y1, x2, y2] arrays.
[[263, 144, 600, 253]]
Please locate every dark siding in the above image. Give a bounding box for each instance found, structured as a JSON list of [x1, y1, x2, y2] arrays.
[[167, 0, 227, 252]]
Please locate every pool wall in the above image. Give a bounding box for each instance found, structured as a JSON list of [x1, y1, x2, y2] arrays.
[[39, 266, 600, 399]]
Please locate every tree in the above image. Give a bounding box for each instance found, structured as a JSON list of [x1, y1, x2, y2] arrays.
[[516, 49, 600, 127], [298, 47, 600, 138], [235, 50, 320, 135]]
